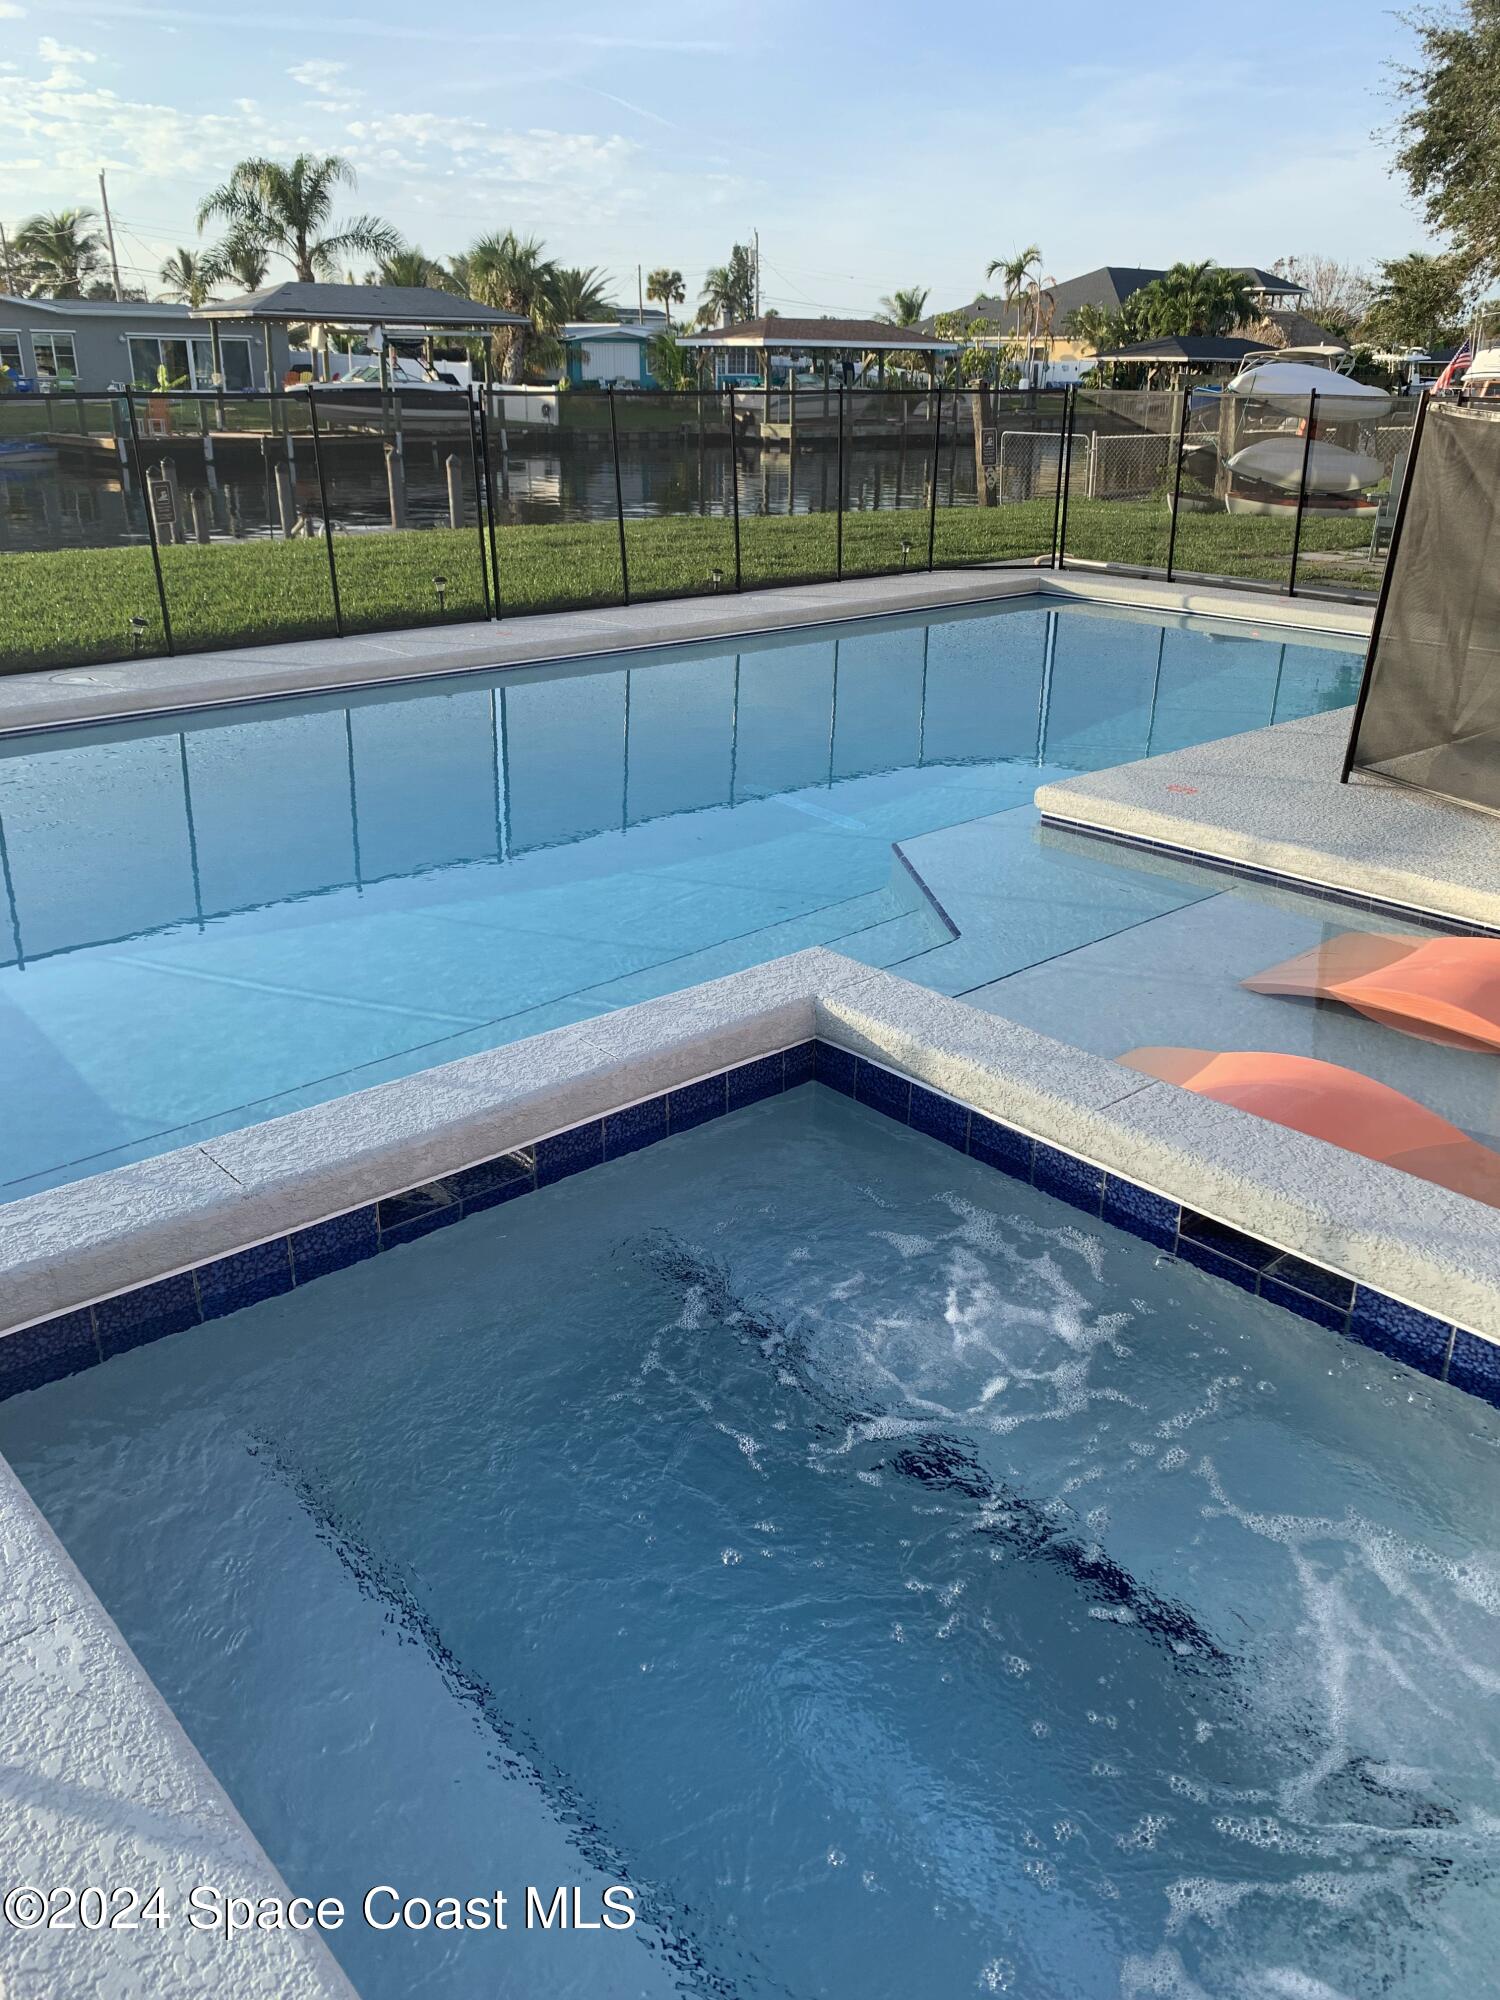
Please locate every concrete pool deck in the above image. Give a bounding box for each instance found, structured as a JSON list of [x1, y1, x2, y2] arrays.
[[1036, 706, 1500, 932], [0, 568, 1372, 736]]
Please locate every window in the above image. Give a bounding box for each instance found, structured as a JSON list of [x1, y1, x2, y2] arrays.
[[0, 331, 21, 378], [187, 334, 256, 391], [128, 337, 161, 387], [31, 332, 77, 385]]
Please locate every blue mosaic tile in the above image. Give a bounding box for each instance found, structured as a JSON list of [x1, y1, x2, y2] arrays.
[[908, 1083, 968, 1152], [814, 1042, 857, 1095], [1261, 1254, 1354, 1311], [727, 1053, 785, 1112], [290, 1207, 379, 1284], [1101, 1177, 1178, 1250], [669, 1074, 727, 1133], [856, 1059, 911, 1124], [0, 1310, 98, 1399], [377, 1182, 461, 1248], [197, 1239, 295, 1321], [784, 1040, 816, 1088], [534, 1120, 604, 1187], [967, 1113, 1032, 1181], [1178, 1211, 1279, 1273], [1445, 1329, 1500, 1408], [1348, 1290, 1452, 1379], [603, 1095, 669, 1161], [95, 1271, 201, 1357], [1260, 1275, 1348, 1332], [1033, 1142, 1104, 1216], [449, 1153, 534, 1214], [1176, 1237, 1259, 1294]]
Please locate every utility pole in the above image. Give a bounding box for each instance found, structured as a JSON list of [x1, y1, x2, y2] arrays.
[[637, 264, 644, 322], [753, 228, 760, 316], [99, 170, 124, 302], [0, 220, 14, 295]]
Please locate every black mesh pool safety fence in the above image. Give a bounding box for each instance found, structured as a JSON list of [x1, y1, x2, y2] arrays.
[[1343, 399, 1500, 816], [0, 380, 1423, 675]]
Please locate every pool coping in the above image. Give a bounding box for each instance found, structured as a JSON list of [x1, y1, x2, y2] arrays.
[[0, 1443, 359, 1998], [0, 570, 1372, 738], [3, 949, 1496, 1378]]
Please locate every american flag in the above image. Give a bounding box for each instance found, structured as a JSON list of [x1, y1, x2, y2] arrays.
[[1430, 336, 1473, 393]]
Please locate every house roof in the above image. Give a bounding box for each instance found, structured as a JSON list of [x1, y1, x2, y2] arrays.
[[562, 321, 656, 342], [679, 316, 957, 351], [1098, 335, 1266, 363], [0, 294, 197, 318], [194, 282, 527, 328]]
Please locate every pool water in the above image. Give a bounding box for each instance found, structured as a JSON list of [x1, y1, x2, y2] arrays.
[[0, 599, 1362, 1197], [6, 1089, 1497, 2000]]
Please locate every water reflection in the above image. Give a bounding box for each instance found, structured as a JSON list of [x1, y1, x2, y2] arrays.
[[0, 606, 1360, 968]]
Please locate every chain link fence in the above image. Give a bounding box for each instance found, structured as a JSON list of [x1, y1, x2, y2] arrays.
[[0, 381, 1420, 674]]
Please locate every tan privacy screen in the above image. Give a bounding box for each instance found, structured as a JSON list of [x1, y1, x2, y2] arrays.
[[1347, 404, 1500, 815]]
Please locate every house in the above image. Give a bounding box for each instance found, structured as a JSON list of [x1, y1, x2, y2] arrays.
[[924, 266, 1312, 380], [562, 322, 659, 389], [0, 296, 289, 392]]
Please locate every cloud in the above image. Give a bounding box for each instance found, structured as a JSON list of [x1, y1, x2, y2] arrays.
[[0, 3, 28, 18], [37, 34, 94, 62], [287, 58, 346, 90]]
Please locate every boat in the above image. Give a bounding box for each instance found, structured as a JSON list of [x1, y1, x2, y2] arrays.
[[1224, 358, 1393, 423]]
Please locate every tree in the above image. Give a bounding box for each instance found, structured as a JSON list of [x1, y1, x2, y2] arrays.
[[463, 231, 559, 381], [1394, 0, 1500, 285], [374, 247, 449, 289], [1270, 254, 1374, 340], [1134, 261, 1253, 338], [646, 267, 685, 326], [204, 230, 270, 295], [552, 265, 614, 323], [698, 245, 756, 327], [11, 208, 106, 296], [1360, 250, 1471, 351], [985, 245, 1043, 336], [1064, 302, 1118, 354], [196, 154, 401, 283], [646, 328, 695, 389], [158, 246, 215, 306], [876, 286, 930, 325]]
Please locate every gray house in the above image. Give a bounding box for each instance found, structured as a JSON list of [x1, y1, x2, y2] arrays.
[[0, 296, 290, 392]]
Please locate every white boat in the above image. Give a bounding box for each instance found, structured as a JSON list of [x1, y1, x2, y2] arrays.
[[1224, 359, 1393, 422], [1225, 436, 1383, 496]]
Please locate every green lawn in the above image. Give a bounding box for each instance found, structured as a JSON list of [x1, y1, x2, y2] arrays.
[[0, 495, 1378, 673]]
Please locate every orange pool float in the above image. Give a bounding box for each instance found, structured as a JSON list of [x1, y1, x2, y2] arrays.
[[1117, 1046, 1500, 1209], [1242, 934, 1500, 1053]]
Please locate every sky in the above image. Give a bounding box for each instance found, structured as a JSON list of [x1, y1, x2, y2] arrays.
[[0, 0, 1436, 312]]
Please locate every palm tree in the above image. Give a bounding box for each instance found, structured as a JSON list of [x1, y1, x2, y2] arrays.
[[985, 246, 1056, 383], [876, 286, 930, 326], [196, 154, 402, 283], [645, 266, 685, 326], [158, 246, 215, 306], [1064, 302, 1117, 355], [552, 265, 614, 323], [986, 245, 1043, 337], [698, 244, 756, 328], [375, 247, 449, 289], [203, 230, 270, 295], [463, 231, 560, 382], [1137, 261, 1253, 338], [11, 208, 106, 296]]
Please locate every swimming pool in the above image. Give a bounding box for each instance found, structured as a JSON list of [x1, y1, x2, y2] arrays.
[[0, 599, 1361, 1198], [5, 1086, 1496, 2000]]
